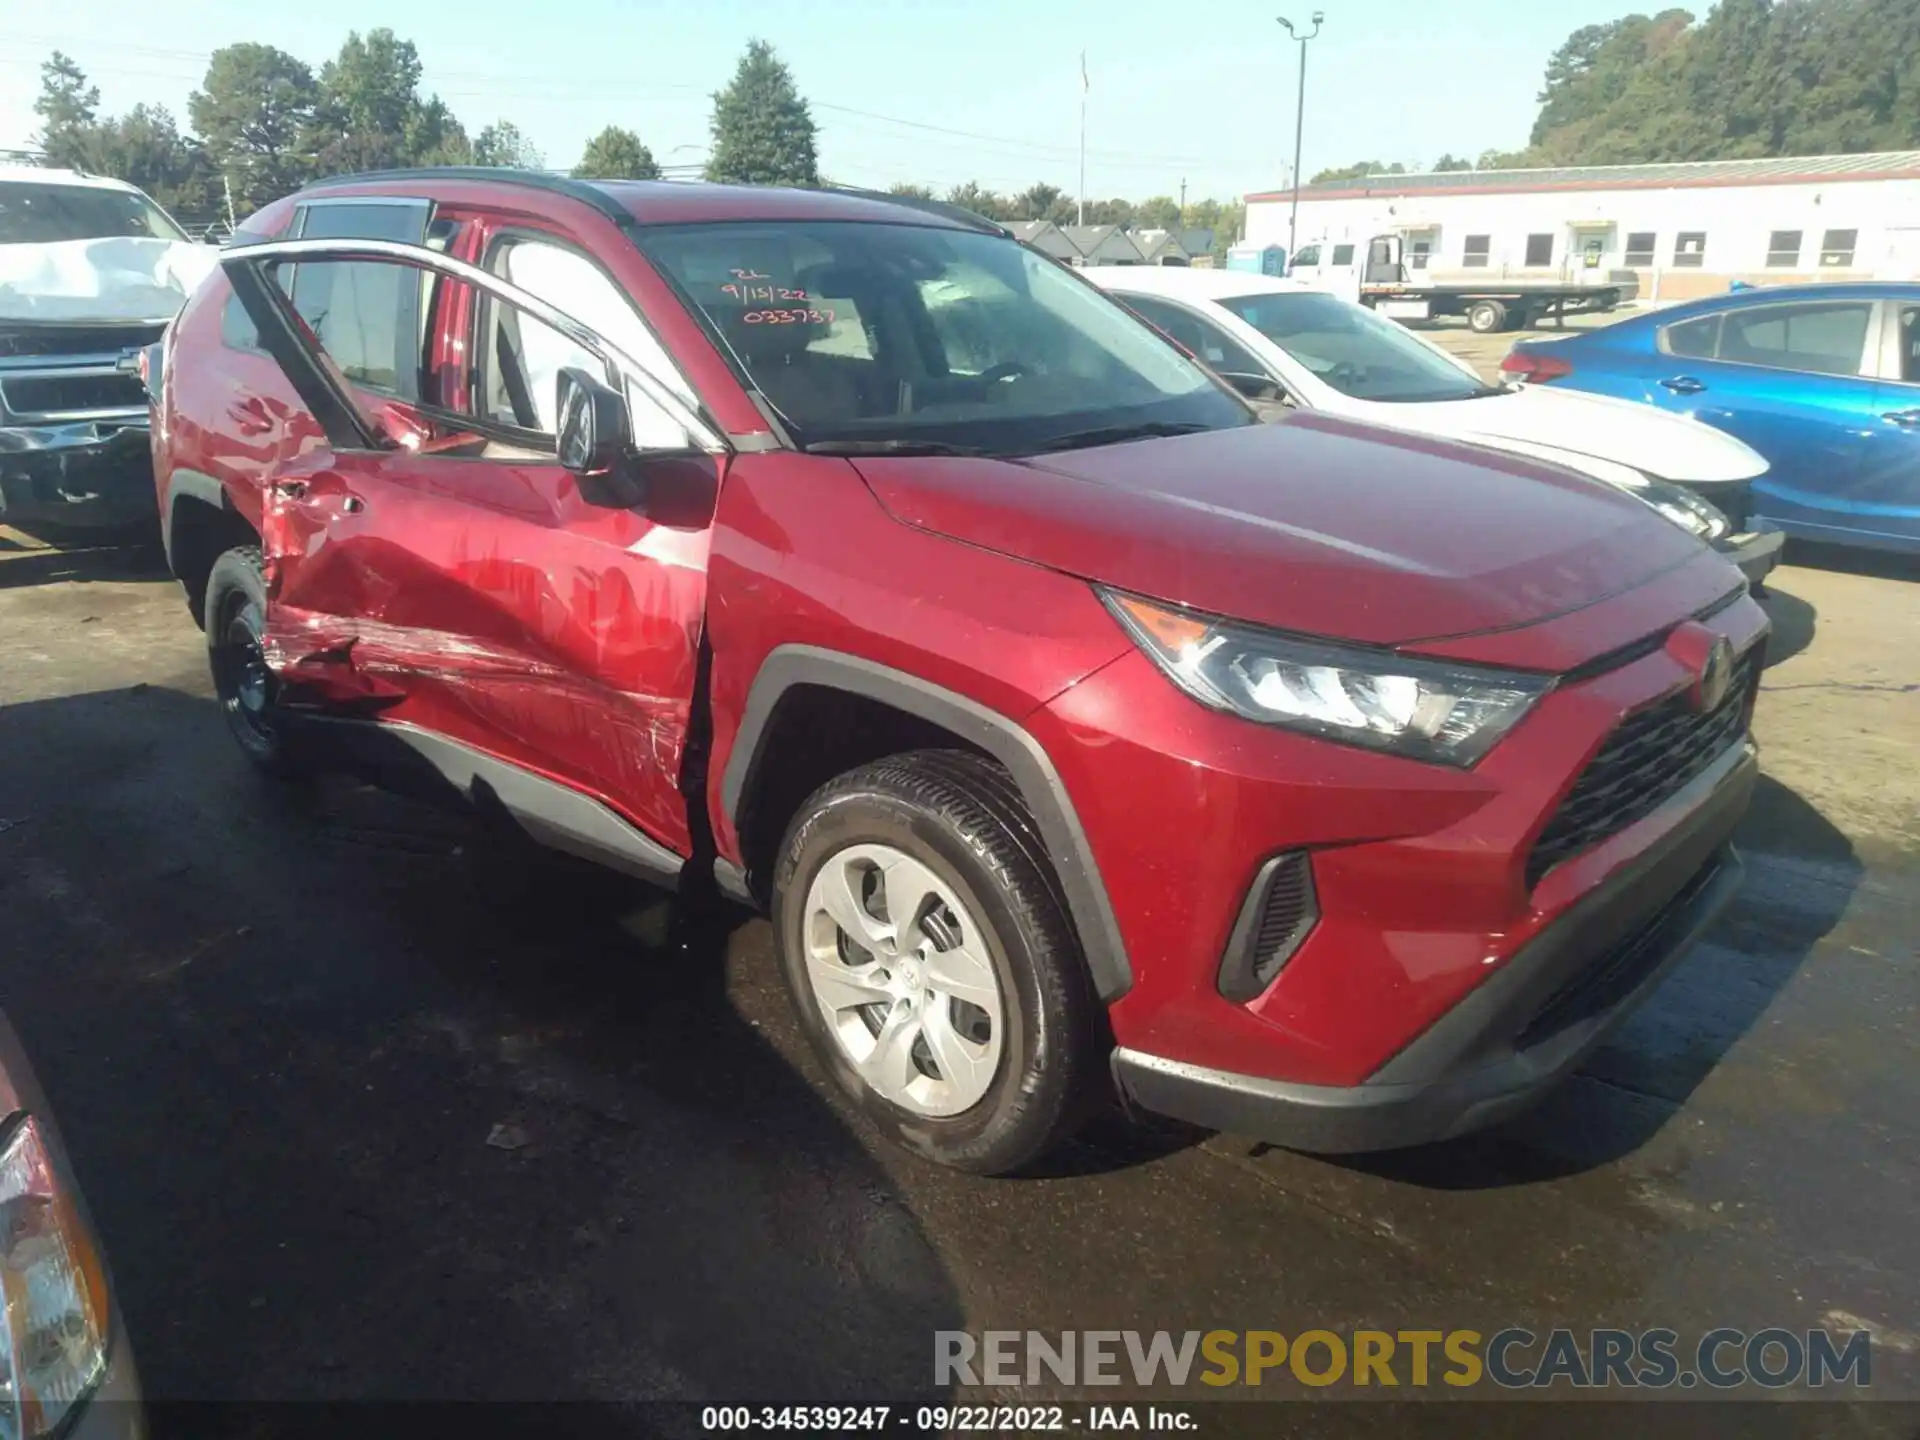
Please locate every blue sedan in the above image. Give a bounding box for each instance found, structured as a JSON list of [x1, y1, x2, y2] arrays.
[[1503, 283, 1920, 554]]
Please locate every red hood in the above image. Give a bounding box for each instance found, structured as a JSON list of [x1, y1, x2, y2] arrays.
[[852, 412, 1706, 647]]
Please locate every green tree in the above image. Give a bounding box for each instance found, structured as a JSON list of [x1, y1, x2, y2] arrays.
[[706, 40, 819, 187], [1309, 160, 1405, 183], [81, 105, 220, 221], [303, 30, 470, 173], [189, 44, 318, 212], [1084, 197, 1137, 226], [32, 52, 100, 168], [1432, 153, 1474, 172], [944, 181, 1011, 220], [886, 182, 936, 200], [471, 120, 543, 169], [1134, 195, 1182, 230], [1013, 181, 1073, 222], [573, 126, 659, 179]]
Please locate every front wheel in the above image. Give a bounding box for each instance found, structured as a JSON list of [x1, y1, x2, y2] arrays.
[[772, 750, 1099, 1174], [204, 545, 306, 777]]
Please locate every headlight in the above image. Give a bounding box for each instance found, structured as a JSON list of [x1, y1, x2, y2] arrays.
[[1637, 480, 1731, 542], [1101, 590, 1552, 766], [0, 1117, 109, 1440]]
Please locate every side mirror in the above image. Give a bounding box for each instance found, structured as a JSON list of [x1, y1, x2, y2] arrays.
[[555, 367, 630, 476]]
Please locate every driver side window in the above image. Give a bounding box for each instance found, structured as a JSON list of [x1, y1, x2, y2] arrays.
[[489, 238, 697, 450]]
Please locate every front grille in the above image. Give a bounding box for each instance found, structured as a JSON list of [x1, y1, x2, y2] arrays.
[[0, 322, 165, 359], [1517, 855, 1723, 1046], [0, 371, 145, 418], [1526, 647, 1758, 888]]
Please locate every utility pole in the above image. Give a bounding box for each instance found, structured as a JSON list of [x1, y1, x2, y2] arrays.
[[1276, 11, 1326, 262], [1179, 177, 1187, 213], [1078, 51, 1089, 228]]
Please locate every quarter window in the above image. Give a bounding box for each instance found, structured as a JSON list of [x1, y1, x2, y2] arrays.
[[1462, 235, 1490, 267], [1818, 229, 1858, 267], [1673, 233, 1707, 268], [1717, 300, 1873, 377], [1624, 232, 1656, 267], [1524, 233, 1553, 267], [1765, 230, 1802, 268], [1661, 313, 1722, 359]]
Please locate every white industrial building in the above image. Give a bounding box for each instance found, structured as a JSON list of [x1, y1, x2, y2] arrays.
[[1245, 151, 1920, 299]]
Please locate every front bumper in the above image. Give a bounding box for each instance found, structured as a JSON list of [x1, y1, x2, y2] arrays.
[[0, 419, 156, 530], [1714, 524, 1784, 587], [1112, 741, 1755, 1152]]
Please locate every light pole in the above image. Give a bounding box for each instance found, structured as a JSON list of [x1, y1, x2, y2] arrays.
[[1276, 11, 1325, 263]]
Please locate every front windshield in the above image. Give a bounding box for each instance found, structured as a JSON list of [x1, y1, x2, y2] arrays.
[[0, 182, 190, 245], [1217, 290, 1493, 403], [636, 220, 1251, 453]]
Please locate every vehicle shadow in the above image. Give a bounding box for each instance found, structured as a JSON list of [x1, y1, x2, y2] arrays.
[[1757, 580, 1816, 667], [1784, 538, 1920, 585], [1318, 774, 1858, 1189], [0, 533, 167, 591], [0, 685, 964, 1414]]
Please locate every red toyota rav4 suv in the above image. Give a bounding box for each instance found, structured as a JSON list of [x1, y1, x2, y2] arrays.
[[147, 170, 1765, 1173]]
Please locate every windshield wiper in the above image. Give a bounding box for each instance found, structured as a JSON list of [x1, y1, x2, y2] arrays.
[[1023, 421, 1213, 454], [802, 438, 989, 456]]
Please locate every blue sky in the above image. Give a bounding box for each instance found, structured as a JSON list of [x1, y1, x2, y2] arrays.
[[5, 0, 1648, 202]]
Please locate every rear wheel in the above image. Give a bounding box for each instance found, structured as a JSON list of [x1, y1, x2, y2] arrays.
[[1467, 300, 1508, 334], [772, 750, 1098, 1173], [204, 546, 306, 777]]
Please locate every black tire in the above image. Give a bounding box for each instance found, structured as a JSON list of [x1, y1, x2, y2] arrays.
[[1467, 300, 1507, 334], [204, 546, 306, 777], [772, 749, 1099, 1174]]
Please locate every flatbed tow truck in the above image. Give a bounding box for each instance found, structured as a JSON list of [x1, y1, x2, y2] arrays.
[[1292, 233, 1640, 333]]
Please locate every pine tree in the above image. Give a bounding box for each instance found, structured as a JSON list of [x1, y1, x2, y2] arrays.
[[706, 41, 819, 188], [33, 52, 100, 168]]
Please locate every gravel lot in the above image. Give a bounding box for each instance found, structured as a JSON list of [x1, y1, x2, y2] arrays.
[[0, 329, 1915, 1430]]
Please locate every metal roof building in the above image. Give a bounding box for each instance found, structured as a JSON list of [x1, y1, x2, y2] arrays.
[[1245, 151, 1920, 297]]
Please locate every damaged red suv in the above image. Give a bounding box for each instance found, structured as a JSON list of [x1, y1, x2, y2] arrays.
[[147, 171, 1765, 1172]]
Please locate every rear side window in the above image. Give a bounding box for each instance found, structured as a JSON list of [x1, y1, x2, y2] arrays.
[[1901, 305, 1919, 384], [1330, 243, 1355, 267], [286, 201, 431, 400], [1662, 313, 1721, 359], [1717, 301, 1873, 376]]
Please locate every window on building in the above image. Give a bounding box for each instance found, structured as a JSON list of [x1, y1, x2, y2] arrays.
[[1819, 229, 1858, 267], [1765, 230, 1803, 268], [1330, 243, 1355, 267], [1409, 239, 1431, 271], [1673, 232, 1707, 268], [1624, 232, 1657, 267], [1523, 233, 1553, 267], [1718, 300, 1874, 376], [1462, 234, 1490, 268]]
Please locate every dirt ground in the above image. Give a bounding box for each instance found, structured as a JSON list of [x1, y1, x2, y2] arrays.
[[0, 347, 1916, 1431]]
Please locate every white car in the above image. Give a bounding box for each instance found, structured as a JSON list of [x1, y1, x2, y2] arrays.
[[1083, 266, 1784, 585]]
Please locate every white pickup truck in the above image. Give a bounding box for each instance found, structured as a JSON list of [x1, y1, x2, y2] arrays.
[[0, 166, 216, 533]]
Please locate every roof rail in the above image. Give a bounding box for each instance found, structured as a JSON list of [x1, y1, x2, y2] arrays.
[[295, 166, 639, 230], [818, 184, 1010, 237]]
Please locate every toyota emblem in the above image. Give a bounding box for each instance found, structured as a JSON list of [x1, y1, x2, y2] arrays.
[[1695, 635, 1734, 713]]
